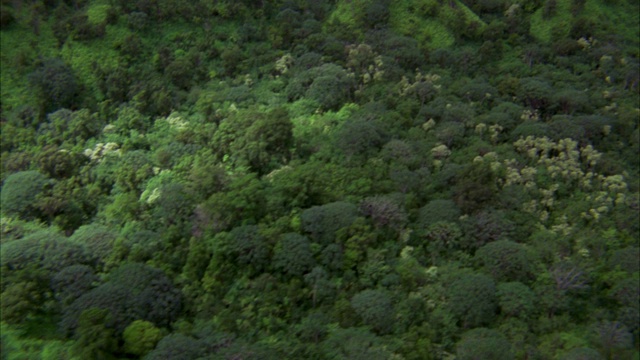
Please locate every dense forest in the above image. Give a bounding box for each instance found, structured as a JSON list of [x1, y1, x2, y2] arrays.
[[0, 0, 639, 359]]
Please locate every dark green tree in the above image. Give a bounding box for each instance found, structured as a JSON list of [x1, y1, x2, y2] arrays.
[[475, 240, 534, 282], [448, 273, 498, 328], [51, 264, 98, 306], [456, 328, 514, 360], [62, 263, 182, 335], [560, 347, 604, 360], [225, 225, 271, 274], [1, 171, 50, 220], [304, 266, 336, 307], [453, 162, 499, 214], [496, 281, 536, 319], [71, 308, 117, 360], [143, 334, 207, 360], [416, 199, 462, 229], [28, 58, 79, 113], [69, 224, 117, 266], [423, 221, 464, 263], [321, 326, 394, 360], [351, 289, 395, 334], [273, 233, 315, 277], [213, 108, 293, 174], [300, 201, 358, 245], [591, 321, 632, 360], [295, 311, 330, 344]]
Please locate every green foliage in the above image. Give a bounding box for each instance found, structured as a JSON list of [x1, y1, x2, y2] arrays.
[[417, 199, 462, 228], [1, 0, 638, 356], [27, 58, 79, 113], [448, 273, 498, 328], [71, 308, 117, 360], [321, 326, 395, 360], [122, 320, 163, 357], [351, 289, 395, 334], [0, 280, 46, 325], [453, 161, 499, 214], [388, 0, 455, 49], [1, 228, 89, 272], [497, 282, 536, 319], [301, 201, 359, 245], [225, 225, 271, 274], [475, 240, 534, 282], [61, 263, 182, 336], [38, 108, 104, 147], [69, 224, 117, 266], [286, 63, 355, 110], [456, 327, 515, 360], [51, 264, 98, 306], [213, 108, 293, 173], [1, 171, 50, 220], [359, 195, 408, 231], [560, 347, 604, 360], [273, 233, 315, 277]]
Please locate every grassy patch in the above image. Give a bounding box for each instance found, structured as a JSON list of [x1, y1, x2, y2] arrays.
[[389, 0, 484, 49], [529, 0, 573, 43], [583, 0, 639, 54], [530, 0, 639, 49]]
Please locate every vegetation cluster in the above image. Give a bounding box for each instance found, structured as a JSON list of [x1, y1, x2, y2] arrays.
[[1, 0, 638, 359]]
